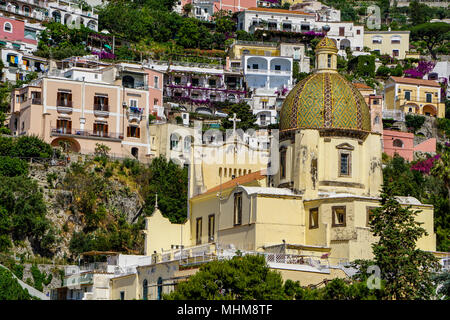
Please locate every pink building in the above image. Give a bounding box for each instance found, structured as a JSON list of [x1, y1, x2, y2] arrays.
[[178, 0, 257, 21], [9, 62, 163, 162], [0, 16, 37, 47], [383, 130, 436, 162]]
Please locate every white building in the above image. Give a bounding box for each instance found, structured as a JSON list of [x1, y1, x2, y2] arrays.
[[1, 48, 48, 82], [237, 7, 364, 57], [237, 7, 316, 34], [243, 54, 293, 126], [51, 253, 152, 300], [278, 42, 310, 74]]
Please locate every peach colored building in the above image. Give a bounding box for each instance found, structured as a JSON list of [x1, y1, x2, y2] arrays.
[[354, 83, 383, 135], [383, 130, 415, 161], [9, 62, 163, 161], [383, 130, 436, 161]]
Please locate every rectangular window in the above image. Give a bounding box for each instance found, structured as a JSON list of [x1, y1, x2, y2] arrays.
[[234, 193, 242, 226], [192, 78, 199, 86], [174, 77, 181, 85], [392, 49, 399, 57], [127, 126, 140, 138], [339, 27, 345, 36], [426, 93, 432, 103], [94, 96, 109, 112], [252, 64, 258, 70], [309, 208, 319, 229], [154, 98, 159, 106], [57, 91, 72, 107], [208, 214, 215, 242], [280, 149, 287, 179], [129, 99, 138, 108], [356, 29, 360, 35], [208, 79, 216, 87], [327, 54, 331, 68], [120, 291, 125, 300], [196, 217, 202, 245], [339, 152, 351, 176], [366, 207, 378, 227], [274, 65, 281, 71], [332, 206, 346, 227], [56, 119, 72, 134], [404, 91, 411, 101], [154, 76, 159, 89], [93, 123, 108, 137]]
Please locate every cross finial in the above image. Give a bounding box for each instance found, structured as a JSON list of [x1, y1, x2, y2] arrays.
[[228, 113, 241, 135]]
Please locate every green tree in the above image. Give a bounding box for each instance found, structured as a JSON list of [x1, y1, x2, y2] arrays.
[[409, 0, 433, 26], [0, 267, 32, 300], [164, 254, 287, 300], [0, 156, 29, 177], [433, 270, 450, 300], [430, 144, 450, 202], [367, 185, 440, 299], [221, 102, 258, 131], [411, 23, 450, 60], [140, 156, 188, 223]]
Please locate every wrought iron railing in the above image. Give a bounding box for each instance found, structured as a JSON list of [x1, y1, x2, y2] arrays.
[[51, 127, 124, 140]]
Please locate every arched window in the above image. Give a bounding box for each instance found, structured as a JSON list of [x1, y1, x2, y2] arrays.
[[157, 277, 163, 300], [131, 147, 138, 159], [374, 115, 380, 124], [393, 139, 403, 148], [122, 75, 135, 88], [23, 6, 30, 16], [4, 22, 12, 33], [170, 133, 181, 151], [142, 279, 148, 300]]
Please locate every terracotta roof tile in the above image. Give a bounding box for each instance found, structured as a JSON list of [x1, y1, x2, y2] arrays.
[[202, 170, 266, 196], [353, 83, 372, 89], [246, 7, 315, 16], [390, 76, 441, 87]]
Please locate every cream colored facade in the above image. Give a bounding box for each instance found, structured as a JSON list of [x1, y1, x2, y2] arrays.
[[137, 38, 437, 293], [384, 76, 445, 118], [364, 31, 410, 59]]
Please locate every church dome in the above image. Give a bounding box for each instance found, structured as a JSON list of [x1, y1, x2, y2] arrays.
[[279, 37, 371, 133]]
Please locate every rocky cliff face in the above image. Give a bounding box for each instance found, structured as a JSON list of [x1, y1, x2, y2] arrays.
[[11, 161, 145, 260]]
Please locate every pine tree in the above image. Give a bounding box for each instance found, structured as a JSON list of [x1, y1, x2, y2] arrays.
[[369, 185, 440, 299]]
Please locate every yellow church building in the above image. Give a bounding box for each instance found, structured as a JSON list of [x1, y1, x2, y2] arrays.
[[120, 36, 437, 299]]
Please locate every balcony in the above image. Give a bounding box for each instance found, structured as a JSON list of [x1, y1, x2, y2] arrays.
[[51, 128, 123, 141], [57, 102, 73, 114], [63, 273, 94, 287], [127, 107, 143, 122], [93, 104, 109, 117], [32, 98, 42, 105]]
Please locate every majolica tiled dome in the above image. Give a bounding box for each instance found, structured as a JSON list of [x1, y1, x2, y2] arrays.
[[279, 37, 371, 133]]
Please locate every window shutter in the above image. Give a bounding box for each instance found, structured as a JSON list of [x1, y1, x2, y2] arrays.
[[136, 127, 140, 138], [104, 124, 108, 134], [94, 96, 98, 106], [105, 98, 109, 110], [56, 119, 60, 129], [57, 92, 61, 106], [127, 126, 131, 137], [94, 123, 97, 132], [67, 121, 72, 133]]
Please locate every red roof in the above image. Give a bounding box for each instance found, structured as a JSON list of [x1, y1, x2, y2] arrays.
[[353, 83, 372, 89], [201, 170, 266, 196], [390, 76, 441, 87]]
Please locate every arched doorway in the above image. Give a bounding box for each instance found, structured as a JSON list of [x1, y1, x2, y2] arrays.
[[422, 105, 437, 117], [339, 39, 351, 51], [51, 138, 81, 153], [142, 279, 148, 300], [157, 277, 163, 300], [52, 11, 61, 23]]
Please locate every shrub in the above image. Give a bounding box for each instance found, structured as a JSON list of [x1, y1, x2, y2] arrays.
[[405, 114, 426, 133], [0, 156, 28, 177], [13, 135, 53, 158], [0, 267, 32, 300]]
